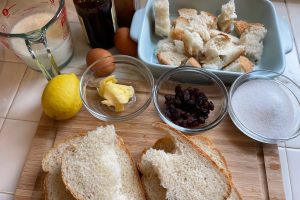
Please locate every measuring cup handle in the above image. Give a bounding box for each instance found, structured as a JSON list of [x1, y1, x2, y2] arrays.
[[25, 37, 60, 81], [42, 36, 61, 77]]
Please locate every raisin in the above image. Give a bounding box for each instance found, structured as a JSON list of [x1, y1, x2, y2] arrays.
[[164, 84, 214, 128]]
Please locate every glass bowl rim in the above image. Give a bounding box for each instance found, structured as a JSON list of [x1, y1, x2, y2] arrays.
[[79, 55, 155, 121], [153, 66, 229, 134], [228, 69, 300, 143]]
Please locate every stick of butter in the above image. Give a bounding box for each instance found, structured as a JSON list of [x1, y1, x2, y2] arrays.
[[98, 75, 134, 112]]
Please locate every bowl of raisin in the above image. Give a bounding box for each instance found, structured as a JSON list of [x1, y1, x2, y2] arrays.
[[153, 66, 228, 133]]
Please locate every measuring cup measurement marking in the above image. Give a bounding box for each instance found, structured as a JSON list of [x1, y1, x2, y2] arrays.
[[23, 6, 37, 12], [2, 3, 16, 17]]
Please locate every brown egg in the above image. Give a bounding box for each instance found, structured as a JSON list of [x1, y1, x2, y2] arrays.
[[114, 27, 138, 57], [86, 48, 115, 77]]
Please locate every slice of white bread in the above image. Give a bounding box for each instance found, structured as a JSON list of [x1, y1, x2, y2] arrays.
[[157, 51, 188, 66], [175, 8, 213, 42], [153, 0, 171, 37], [139, 131, 242, 200], [204, 34, 245, 66], [178, 8, 198, 19], [189, 136, 242, 200], [217, 0, 237, 33], [189, 136, 228, 175], [204, 34, 231, 59], [223, 55, 254, 72], [178, 9, 217, 29], [157, 39, 176, 52], [188, 15, 211, 42], [234, 20, 249, 36], [157, 39, 188, 66], [182, 30, 204, 57], [200, 11, 218, 30], [173, 40, 186, 54], [220, 45, 245, 66], [185, 57, 201, 67], [239, 24, 267, 63], [42, 137, 82, 200], [201, 56, 224, 70], [171, 10, 216, 42], [210, 29, 240, 44], [157, 39, 185, 54], [61, 126, 146, 200], [138, 122, 231, 200], [234, 21, 264, 36], [170, 17, 190, 40]]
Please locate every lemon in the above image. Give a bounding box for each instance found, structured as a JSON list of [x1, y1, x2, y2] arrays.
[[41, 73, 82, 120]]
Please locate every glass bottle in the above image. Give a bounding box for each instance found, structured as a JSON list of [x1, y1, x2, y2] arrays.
[[114, 0, 135, 27], [73, 0, 117, 49]]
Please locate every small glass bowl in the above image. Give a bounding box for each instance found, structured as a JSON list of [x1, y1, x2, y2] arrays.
[[228, 70, 300, 144], [80, 55, 154, 121], [153, 66, 228, 134]]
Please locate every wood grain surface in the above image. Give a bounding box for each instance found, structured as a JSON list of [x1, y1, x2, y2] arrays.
[[14, 104, 285, 200]]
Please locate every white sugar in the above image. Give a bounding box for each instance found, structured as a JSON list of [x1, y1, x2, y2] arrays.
[[231, 79, 296, 139]]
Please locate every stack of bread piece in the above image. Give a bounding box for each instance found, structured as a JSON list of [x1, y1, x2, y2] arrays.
[[138, 122, 242, 200], [42, 125, 146, 200], [153, 0, 267, 73], [42, 123, 242, 200]]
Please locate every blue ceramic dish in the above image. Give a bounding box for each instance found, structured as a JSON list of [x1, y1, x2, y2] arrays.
[[130, 0, 293, 84]]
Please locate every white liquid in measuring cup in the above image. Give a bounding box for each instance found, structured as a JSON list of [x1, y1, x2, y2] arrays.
[[10, 13, 73, 71]]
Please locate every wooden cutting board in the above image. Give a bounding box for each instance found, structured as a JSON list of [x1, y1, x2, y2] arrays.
[[14, 103, 285, 200]]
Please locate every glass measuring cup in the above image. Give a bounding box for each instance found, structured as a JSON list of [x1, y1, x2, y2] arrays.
[[0, 0, 73, 80]]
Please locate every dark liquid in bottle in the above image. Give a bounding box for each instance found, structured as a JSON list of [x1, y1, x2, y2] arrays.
[[73, 0, 115, 49]]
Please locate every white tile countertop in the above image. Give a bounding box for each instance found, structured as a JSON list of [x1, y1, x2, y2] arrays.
[[0, 0, 299, 199]]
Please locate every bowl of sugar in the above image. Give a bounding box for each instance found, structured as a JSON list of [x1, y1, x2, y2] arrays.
[[228, 70, 300, 144]]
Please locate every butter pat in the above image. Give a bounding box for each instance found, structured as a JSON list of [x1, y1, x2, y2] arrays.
[[98, 75, 134, 112]]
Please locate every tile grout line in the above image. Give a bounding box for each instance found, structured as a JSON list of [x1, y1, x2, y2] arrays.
[[285, 0, 300, 66], [281, 2, 296, 199], [5, 67, 29, 122], [0, 191, 15, 195], [3, 117, 39, 123], [283, 142, 294, 200], [0, 118, 5, 134], [0, 60, 22, 65]]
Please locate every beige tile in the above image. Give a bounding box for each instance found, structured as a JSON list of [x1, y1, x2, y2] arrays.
[[0, 193, 14, 200], [7, 69, 47, 122], [0, 119, 38, 192], [0, 118, 4, 130], [66, 0, 79, 23], [278, 147, 293, 200], [63, 22, 90, 71], [0, 62, 27, 118], [273, 0, 290, 23], [286, 0, 300, 60], [283, 41, 300, 86], [0, 46, 21, 64], [286, 148, 300, 200]]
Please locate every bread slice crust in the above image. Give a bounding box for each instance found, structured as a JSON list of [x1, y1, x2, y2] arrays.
[[61, 131, 146, 200], [139, 122, 232, 200], [115, 135, 147, 200], [42, 136, 84, 200], [190, 135, 242, 200]]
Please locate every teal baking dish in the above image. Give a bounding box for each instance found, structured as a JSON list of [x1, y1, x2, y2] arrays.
[[130, 0, 293, 84]]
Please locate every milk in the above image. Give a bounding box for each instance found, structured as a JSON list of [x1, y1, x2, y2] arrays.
[[10, 13, 73, 71]]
